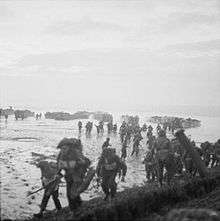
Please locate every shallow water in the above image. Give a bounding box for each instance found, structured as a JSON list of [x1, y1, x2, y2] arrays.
[[0, 113, 220, 220]]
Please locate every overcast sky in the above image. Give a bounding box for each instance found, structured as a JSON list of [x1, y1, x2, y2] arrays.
[[0, 0, 220, 112]]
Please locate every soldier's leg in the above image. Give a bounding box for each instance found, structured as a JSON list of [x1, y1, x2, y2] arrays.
[[66, 180, 75, 211], [109, 174, 117, 198], [70, 182, 82, 210], [165, 155, 175, 185], [52, 189, 62, 210], [131, 145, 135, 156], [157, 159, 164, 186], [149, 165, 154, 180], [121, 161, 127, 182], [121, 149, 125, 159], [34, 190, 51, 218], [71, 195, 82, 210], [152, 166, 156, 181], [40, 190, 51, 212], [135, 145, 139, 156], [101, 176, 110, 200], [145, 164, 150, 180]]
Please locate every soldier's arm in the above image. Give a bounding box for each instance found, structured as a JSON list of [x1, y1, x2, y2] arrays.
[[117, 157, 127, 177]]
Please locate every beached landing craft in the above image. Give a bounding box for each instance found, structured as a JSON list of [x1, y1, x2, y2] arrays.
[[14, 110, 35, 120], [0, 106, 14, 116], [148, 116, 201, 130], [44, 111, 113, 122]]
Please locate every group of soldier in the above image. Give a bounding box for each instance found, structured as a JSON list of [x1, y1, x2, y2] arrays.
[[34, 136, 127, 218], [78, 120, 118, 136], [143, 128, 220, 186], [35, 113, 42, 120], [32, 119, 220, 219], [106, 121, 117, 134], [85, 121, 93, 135]]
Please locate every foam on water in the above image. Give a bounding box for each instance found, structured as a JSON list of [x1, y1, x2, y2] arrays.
[[0, 113, 220, 219]]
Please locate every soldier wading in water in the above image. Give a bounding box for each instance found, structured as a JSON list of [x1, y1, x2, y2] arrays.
[[56, 138, 95, 216]]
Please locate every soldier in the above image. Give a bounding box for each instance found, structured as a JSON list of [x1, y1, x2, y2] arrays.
[[113, 124, 117, 134], [156, 124, 161, 133], [147, 125, 153, 138], [183, 149, 196, 176], [143, 150, 156, 181], [153, 130, 175, 186], [147, 134, 156, 150], [95, 125, 100, 135], [131, 132, 143, 156], [78, 121, 82, 133], [201, 141, 212, 167], [102, 138, 111, 150], [34, 161, 62, 218], [99, 121, 104, 134], [85, 121, 91, 135], [56, 138, 93, 214], [96, 148, 127, 201], [171, 138, 184, 175], [107, 121, 113, 134], [121, 140, 128, 160], [212, 139, 220, 167], [119, 121, 127, 143], [142, 123, 147, 132]]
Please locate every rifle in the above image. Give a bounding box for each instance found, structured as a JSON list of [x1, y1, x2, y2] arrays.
[[27, 173, 63, 197], [27, 186, 45, 197]]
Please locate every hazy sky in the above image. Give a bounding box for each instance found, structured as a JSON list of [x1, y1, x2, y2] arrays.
[[0, 0, 220, 112]]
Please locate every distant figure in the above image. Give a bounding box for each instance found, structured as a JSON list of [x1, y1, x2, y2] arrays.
[[34, 161, 62, 218], [131, 132, 143, 157], [147, 125, 153, 138], [95, 125, 100, 135], [102, 138, 111, 150], [156, 124, 161, 133], [85, 121, 93, 135], [113, 124, 117, 134], [99, 121, 104, 134], [78, 121, 82, 133], [142, 123, 147, 132], [4, 114, 8, 122], [121, 140, 128, 160], [147, 134, 156, 150], [107, 121, 113, 134], [143, 150, 156, 181]]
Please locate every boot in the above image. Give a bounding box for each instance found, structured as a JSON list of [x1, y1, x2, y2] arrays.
[[33, 212, 43, 218]]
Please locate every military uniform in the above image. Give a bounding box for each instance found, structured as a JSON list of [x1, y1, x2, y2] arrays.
[[97, 148, 127, 200], [143, 151, 156, 181], [154, 131, 175, 186], [57, 138, 91, 211], [34, 161, 62, 218]]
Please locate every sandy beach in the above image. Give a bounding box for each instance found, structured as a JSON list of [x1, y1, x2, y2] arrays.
[[1, 112, 220, 220]]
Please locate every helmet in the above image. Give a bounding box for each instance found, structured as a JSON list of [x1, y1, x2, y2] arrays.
[[57, 138, 82, 150], [158, 130, 166, 137]]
